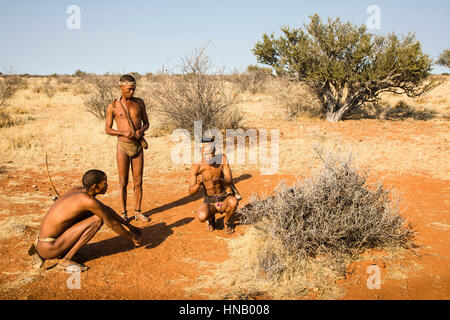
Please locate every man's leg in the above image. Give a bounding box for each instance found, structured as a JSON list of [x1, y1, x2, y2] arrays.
[[131, 149, 148, 221], [197, 202, 217, 231], [222, 196, 238, 233], [117, 143, 130, 218], [37, 215, 103, 270]]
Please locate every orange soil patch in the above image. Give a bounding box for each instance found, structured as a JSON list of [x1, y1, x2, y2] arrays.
[[0, 169, 448, 299]]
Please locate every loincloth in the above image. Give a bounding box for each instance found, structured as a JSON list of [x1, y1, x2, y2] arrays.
[[27, 235, 57, 268], [204, 191, 230, 212], [118, 139, 142, 158]]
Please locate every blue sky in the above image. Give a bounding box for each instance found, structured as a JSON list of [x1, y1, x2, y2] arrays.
[[1, 0, 449, 75]]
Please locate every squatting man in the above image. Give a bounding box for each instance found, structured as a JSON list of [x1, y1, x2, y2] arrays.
[[188, 141, 239, 234], [28, 170, 142, 271]]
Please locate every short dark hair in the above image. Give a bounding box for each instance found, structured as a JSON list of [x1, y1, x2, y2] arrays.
[[119, 74, 136, 82], [82, 169, 106, 190]]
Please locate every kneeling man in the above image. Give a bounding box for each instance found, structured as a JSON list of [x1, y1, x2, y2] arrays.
[[29, 169, 142, 271], [188, 143, 239, 234]]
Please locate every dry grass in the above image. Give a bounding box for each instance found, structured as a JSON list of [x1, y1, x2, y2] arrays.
[[0, 75, 449, 181]]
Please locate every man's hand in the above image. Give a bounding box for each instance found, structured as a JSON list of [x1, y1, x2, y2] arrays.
[[134, 128, 145, 140], [131, 228, 143, 247], [124, 130, 135, 139], [196, 174, 203, 185]]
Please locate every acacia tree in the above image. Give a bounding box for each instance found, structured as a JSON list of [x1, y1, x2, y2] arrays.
[[253, 14, 436, 122], [437, 49, 450, 69]]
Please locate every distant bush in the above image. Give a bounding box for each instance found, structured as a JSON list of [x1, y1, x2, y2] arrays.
[[43, 78, 57, 98], [436, 49, 450, 69], [74, 69, 87, 78], [383, 100, 437, 121], [229, 65, 273, 95], [246, 64, 272, 76]]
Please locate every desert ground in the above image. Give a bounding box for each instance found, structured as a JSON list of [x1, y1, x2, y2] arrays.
[[0, 75, 449, 299]]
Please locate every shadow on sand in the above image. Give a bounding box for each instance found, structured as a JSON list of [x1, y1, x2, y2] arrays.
[[77, 217, 195, 264], [72, 174, 252, 265], [141, 173, 252, 218]]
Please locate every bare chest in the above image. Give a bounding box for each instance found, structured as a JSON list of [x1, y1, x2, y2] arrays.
[[199, 164, 224, 180], [113, 102, 142, 127]]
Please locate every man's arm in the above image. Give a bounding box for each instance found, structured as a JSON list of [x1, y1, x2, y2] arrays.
[[220, 154, 233, 186], [85, 197, 142, 245], [135, 98, 149, 138], [188, 164, 202, 195], [104, 101, 134, 138]]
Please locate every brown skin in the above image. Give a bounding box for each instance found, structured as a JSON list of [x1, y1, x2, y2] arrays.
[[37, 177, 142, 270], [105, 85, 150, 220], [188, 148, 238, 233]]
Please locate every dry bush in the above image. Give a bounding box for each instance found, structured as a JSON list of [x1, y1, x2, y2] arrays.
[[0, 75, 25, 109], [0, 75, 27, 128], [228, 149, 415, 297], [72, 77, 90, 95], [83, 75, 119, 119], [56, 75, 74, 92], [275, 79, 323, 119], [152, 46, 243, 134]]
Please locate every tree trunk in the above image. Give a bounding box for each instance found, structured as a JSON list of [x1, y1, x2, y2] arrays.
[[326, 107, 346, 122]]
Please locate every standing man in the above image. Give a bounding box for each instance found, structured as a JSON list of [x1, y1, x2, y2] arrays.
[[105, 74, 150, 222]]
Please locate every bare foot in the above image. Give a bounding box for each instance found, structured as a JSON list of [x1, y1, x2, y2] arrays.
[[224, 221, 235, 234], [57, 258, 89, 272], [206, 217, 216, 232], [135, 210, 150, 222]]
